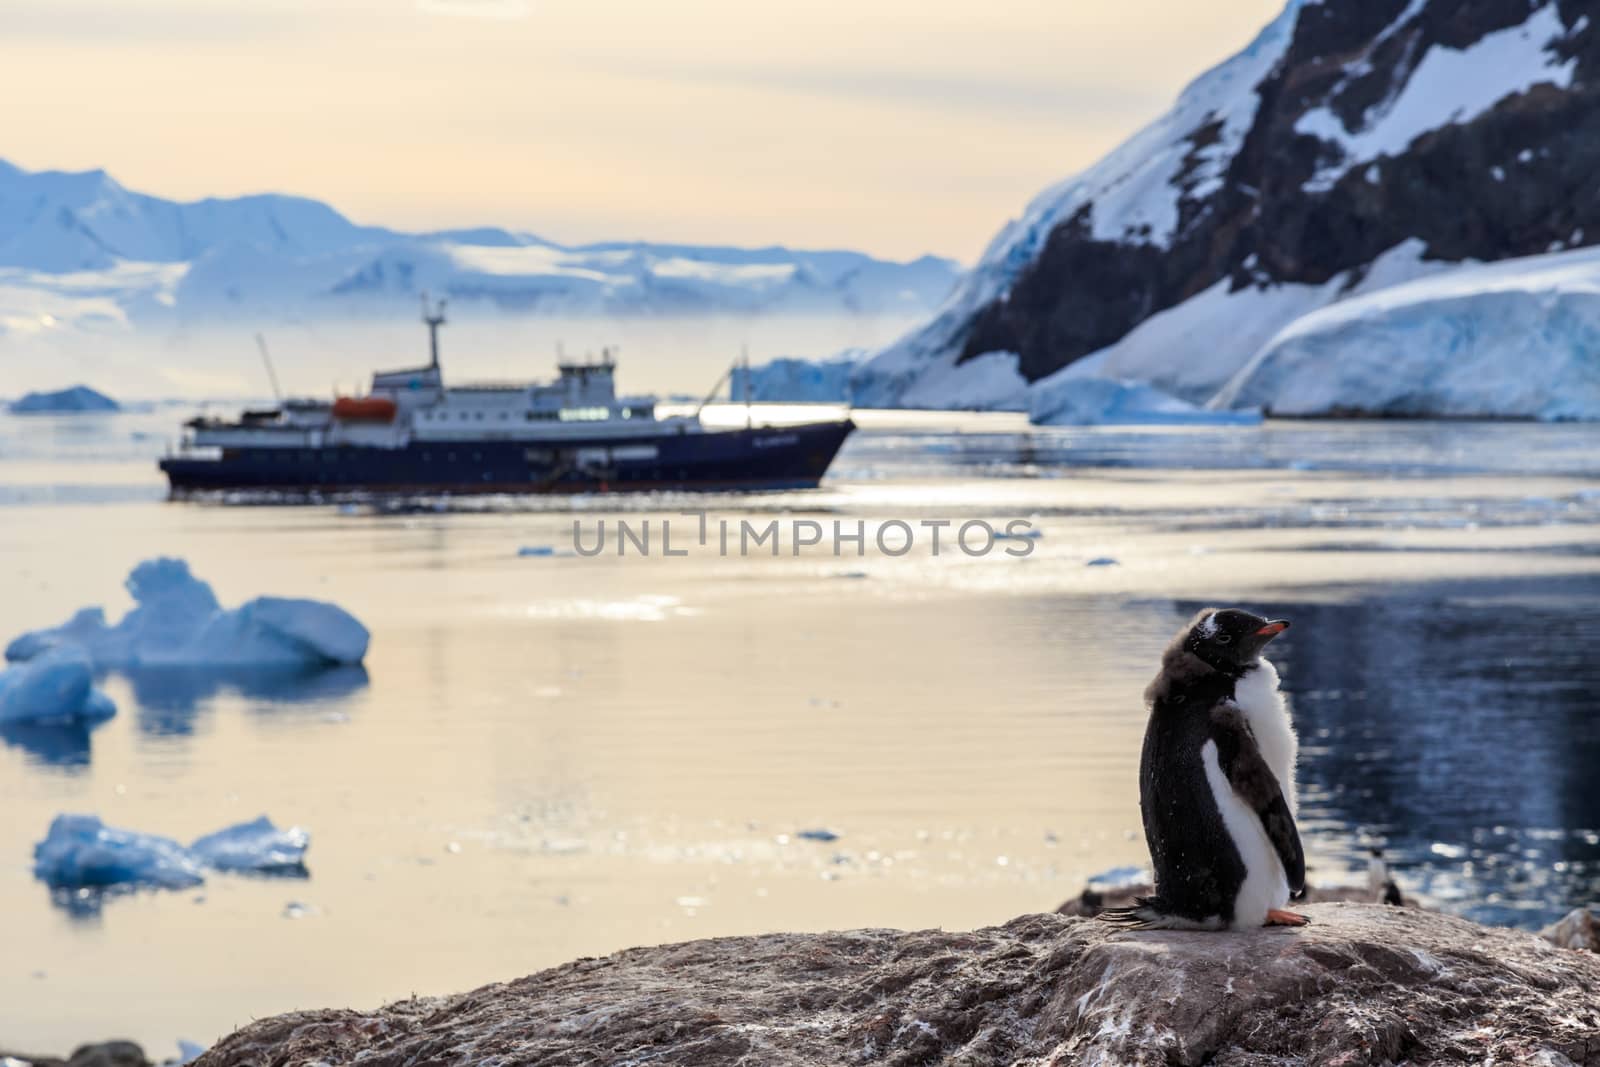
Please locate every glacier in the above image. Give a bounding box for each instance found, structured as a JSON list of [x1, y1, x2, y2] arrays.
[[1214, 246, 1600, 419], [0, 646, 117, 725], [33, 814, 310, 890], [1030, 378, 1262, 427], [5, 557, 370, 668]]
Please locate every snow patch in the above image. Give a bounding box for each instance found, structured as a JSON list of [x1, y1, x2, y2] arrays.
[[1296, 5, 1576, 190], [1043, 239, 1436, 403], [898, 350, 1030, 412], [1029, 377, 1262, 426]]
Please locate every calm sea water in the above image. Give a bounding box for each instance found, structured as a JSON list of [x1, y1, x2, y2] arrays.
[[1, 407, 1597, 1056]]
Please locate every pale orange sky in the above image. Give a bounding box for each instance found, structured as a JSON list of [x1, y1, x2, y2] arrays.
[[3, 0, 1282, 261]]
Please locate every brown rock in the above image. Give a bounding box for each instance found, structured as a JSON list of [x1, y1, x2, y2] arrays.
[[1541, 906, 1600, 952], [66, 1043, 148, 1067], [196, 905, 1600, 1067]]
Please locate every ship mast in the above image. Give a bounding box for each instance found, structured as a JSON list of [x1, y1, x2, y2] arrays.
[[421, 292, 448, 371]]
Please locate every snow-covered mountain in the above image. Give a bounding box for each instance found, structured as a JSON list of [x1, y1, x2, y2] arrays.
[[0, 159, 960, 332], [857, 0, 1600, 418]]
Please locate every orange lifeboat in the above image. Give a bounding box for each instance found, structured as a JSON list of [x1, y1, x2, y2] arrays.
[[332, 396, 398, 422]]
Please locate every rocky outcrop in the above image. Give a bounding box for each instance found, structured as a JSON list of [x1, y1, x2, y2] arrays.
[[197, 905, 1600, 1066], [1542, 906, 1600, 952], [859, 0, 1600, 411], [1, 1041, 151, 1067]]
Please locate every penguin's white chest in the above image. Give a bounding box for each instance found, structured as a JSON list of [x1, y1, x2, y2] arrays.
[[1232, 658, 1298, 812], [1202, 740, 1290, 928]]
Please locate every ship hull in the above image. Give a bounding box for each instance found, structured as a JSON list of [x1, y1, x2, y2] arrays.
[[160, 420, 855, 495]]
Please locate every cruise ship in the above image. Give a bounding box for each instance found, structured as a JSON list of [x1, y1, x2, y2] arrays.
[[159, 303, 855, 495]]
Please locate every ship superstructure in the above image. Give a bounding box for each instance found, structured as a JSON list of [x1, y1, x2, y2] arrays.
[[161, 301, 853, 494]]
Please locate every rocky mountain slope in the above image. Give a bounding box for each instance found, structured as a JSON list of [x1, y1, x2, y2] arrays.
[[191, 905, 1599, 1066], [0, 160, 960, 332], [856, 0, 1600, 418]]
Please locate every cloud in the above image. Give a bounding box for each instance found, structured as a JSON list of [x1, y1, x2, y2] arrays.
[[415, 0, 531, 18]]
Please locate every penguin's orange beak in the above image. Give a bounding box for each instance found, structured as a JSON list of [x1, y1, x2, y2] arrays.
[[1255, 620, 1289, 637]]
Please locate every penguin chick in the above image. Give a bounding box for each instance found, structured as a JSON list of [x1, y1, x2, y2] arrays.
[[1101, 608, 1307, 931], [1367, 848, 1390, 899]]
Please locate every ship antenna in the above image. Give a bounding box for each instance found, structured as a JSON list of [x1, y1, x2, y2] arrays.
[[255, 332, 283, 404], [741, 343, 752, 430], [421, 292, 448, 371]]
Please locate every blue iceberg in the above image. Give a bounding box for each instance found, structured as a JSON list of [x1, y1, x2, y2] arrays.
[[189, 816, 310, 874], [33, 814, 205, 890], [33, 814, 311, 893], [5, 557, 369, 668], [0, 646, 117, 725], [9, 385, 120, 414]]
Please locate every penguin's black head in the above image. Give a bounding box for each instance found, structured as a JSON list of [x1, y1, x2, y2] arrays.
[[1185, 608, 1289, 672]]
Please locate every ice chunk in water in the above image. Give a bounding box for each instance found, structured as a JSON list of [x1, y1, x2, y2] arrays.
[[189, 816, 310, 874], [33, 814, 205, 890], [5, 558, 368, 668], [0, 646, 117, 725]]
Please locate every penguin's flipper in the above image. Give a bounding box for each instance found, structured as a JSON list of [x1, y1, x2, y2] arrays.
[[1210, 704, 1306, 894]]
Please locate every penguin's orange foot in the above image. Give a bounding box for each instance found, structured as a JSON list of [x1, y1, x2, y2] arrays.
[[1265, 908, 1310, 927]]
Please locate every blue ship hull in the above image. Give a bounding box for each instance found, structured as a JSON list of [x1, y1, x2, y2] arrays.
[[160, 419, 855, 495]]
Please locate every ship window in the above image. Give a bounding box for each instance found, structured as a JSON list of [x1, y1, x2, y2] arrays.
[[621, 408, 632, 419]]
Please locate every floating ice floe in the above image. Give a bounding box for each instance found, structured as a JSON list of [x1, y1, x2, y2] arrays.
[[33, 814, 205, 890], [5, 557, 369, 668], [189, 816, 311, 874], [1030, 377, 1264, 427], [796, 828, 841, 842], [0, 646, 116, 725], [1086, 864, 1150, 891], [33, 814, 311, 891]]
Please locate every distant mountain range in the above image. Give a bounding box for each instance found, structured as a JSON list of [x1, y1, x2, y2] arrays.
[[856, 0, 1600, 419], [0, 159, 961, 335]]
